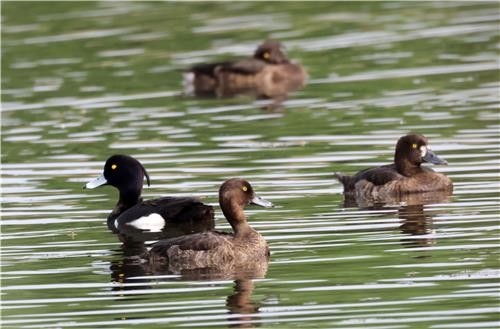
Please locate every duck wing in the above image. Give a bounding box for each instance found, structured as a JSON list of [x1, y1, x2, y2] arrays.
[[153, 231, 231, 251], [189, 62, 232, 77], [147, 231, 233, 263], [353, 164, 402, 186], [217, 58, 266, 74], [140, 197, 214, 222]]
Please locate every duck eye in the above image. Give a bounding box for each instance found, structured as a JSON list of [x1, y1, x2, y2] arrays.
[[111, 164, 117, 170], [412, 143, 418, 149], [242, 186, 248, 192], [262, 52, 270, 59]]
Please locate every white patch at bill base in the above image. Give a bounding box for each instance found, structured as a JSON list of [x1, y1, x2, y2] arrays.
[[420, 145, 428, 157], [126, 213, 166, 232], [182, 72, 195, 96]]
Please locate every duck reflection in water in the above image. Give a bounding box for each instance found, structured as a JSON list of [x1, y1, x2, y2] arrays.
[[398, 203, 435, 249], [183, 40, 307, 110], [342, 192, 450, 250], [226, 280, 261, 328], [110, 245, 268, 328]]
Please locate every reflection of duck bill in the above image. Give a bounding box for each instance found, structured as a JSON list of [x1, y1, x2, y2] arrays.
[[84, 174, 107, 189], [423, 149, 448, 165], [251, 195, 274, 208]]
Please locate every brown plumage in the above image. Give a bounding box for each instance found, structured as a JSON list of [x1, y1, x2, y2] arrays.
[[184, 40, 307, 99], [145, 178, 273, 274], [335, 134, 453, 199]]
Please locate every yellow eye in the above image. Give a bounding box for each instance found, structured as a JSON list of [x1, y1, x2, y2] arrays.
[[111, 164, 117, 170], [412, 143, 417, 149], [242, 186, 248, 192], [263, 52, 270, 59]]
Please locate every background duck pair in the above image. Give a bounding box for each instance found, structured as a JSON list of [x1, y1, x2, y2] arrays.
[[85, 133, 452, 269]]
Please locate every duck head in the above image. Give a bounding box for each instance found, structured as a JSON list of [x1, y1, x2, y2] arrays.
[[395, 134, 448, 176], [254, 40, 289, 64], [219, 178, 273, 234], [85, 154, 150, 205]]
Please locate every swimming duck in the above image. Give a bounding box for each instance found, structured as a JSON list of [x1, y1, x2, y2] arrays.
[[184, 40, 307, 99], [335, 134, 453, 198], [146, 178, 273, 272], [84, 155, 214, 239]]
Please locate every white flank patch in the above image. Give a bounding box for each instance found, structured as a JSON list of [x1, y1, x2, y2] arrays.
[[126, 213, 165, 232]]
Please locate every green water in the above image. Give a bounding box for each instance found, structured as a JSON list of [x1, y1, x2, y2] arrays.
[[2, 2, 499, 329]]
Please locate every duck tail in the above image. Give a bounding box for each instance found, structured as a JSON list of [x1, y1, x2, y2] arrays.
[[200, 205, 215, 230], [334, 172, 352, 191], [144, 246, 169, 264]]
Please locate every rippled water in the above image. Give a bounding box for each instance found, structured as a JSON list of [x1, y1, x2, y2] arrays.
[[2, 2, 499, 328]]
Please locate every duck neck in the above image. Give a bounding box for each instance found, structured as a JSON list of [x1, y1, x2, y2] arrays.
[[109, 188, 141, 220], [395, 157, 422, 177], [221, 201, 252, 237]]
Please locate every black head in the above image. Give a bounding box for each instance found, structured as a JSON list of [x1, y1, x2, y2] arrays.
[[395, 134, 448, 174], [219, 178, 273, 210], [253, 40, 289, 64], [85, 154, 150, 192]]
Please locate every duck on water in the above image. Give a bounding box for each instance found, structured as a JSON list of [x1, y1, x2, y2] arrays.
[[184, 40, 307, 101], [144, 178, 273, 275], [84, 154, 214, 242], [335, 134, 453, 200]]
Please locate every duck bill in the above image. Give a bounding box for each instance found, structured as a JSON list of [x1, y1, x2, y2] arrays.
[[250, 195, 274, 208], [84, 174, 108, 189], [423, 150, 448, 165]]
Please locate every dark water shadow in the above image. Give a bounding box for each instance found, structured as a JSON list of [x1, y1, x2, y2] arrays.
[[341, 192, 451, 250], [183, 91, 289, 112]]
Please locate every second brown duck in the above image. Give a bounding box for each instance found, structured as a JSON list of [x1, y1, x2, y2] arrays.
[[145, 178, 273, 273]]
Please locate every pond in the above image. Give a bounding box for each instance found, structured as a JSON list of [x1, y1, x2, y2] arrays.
[[1, 2, 499, 328]]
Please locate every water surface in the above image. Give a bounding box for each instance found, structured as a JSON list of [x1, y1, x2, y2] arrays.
[[2, 2, 499, 328]]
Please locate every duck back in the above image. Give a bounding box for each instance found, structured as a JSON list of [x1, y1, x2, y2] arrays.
[[213, 63, 305, 98]]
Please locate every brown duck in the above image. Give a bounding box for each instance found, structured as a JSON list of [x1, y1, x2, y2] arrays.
[[184, 40, 307, 99], [335, 134, 453, 199], [146, 178, 273, 273]]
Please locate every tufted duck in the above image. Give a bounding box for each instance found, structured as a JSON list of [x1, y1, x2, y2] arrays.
[[84, 155, 214, 240], [335, 134, 453, 198]]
